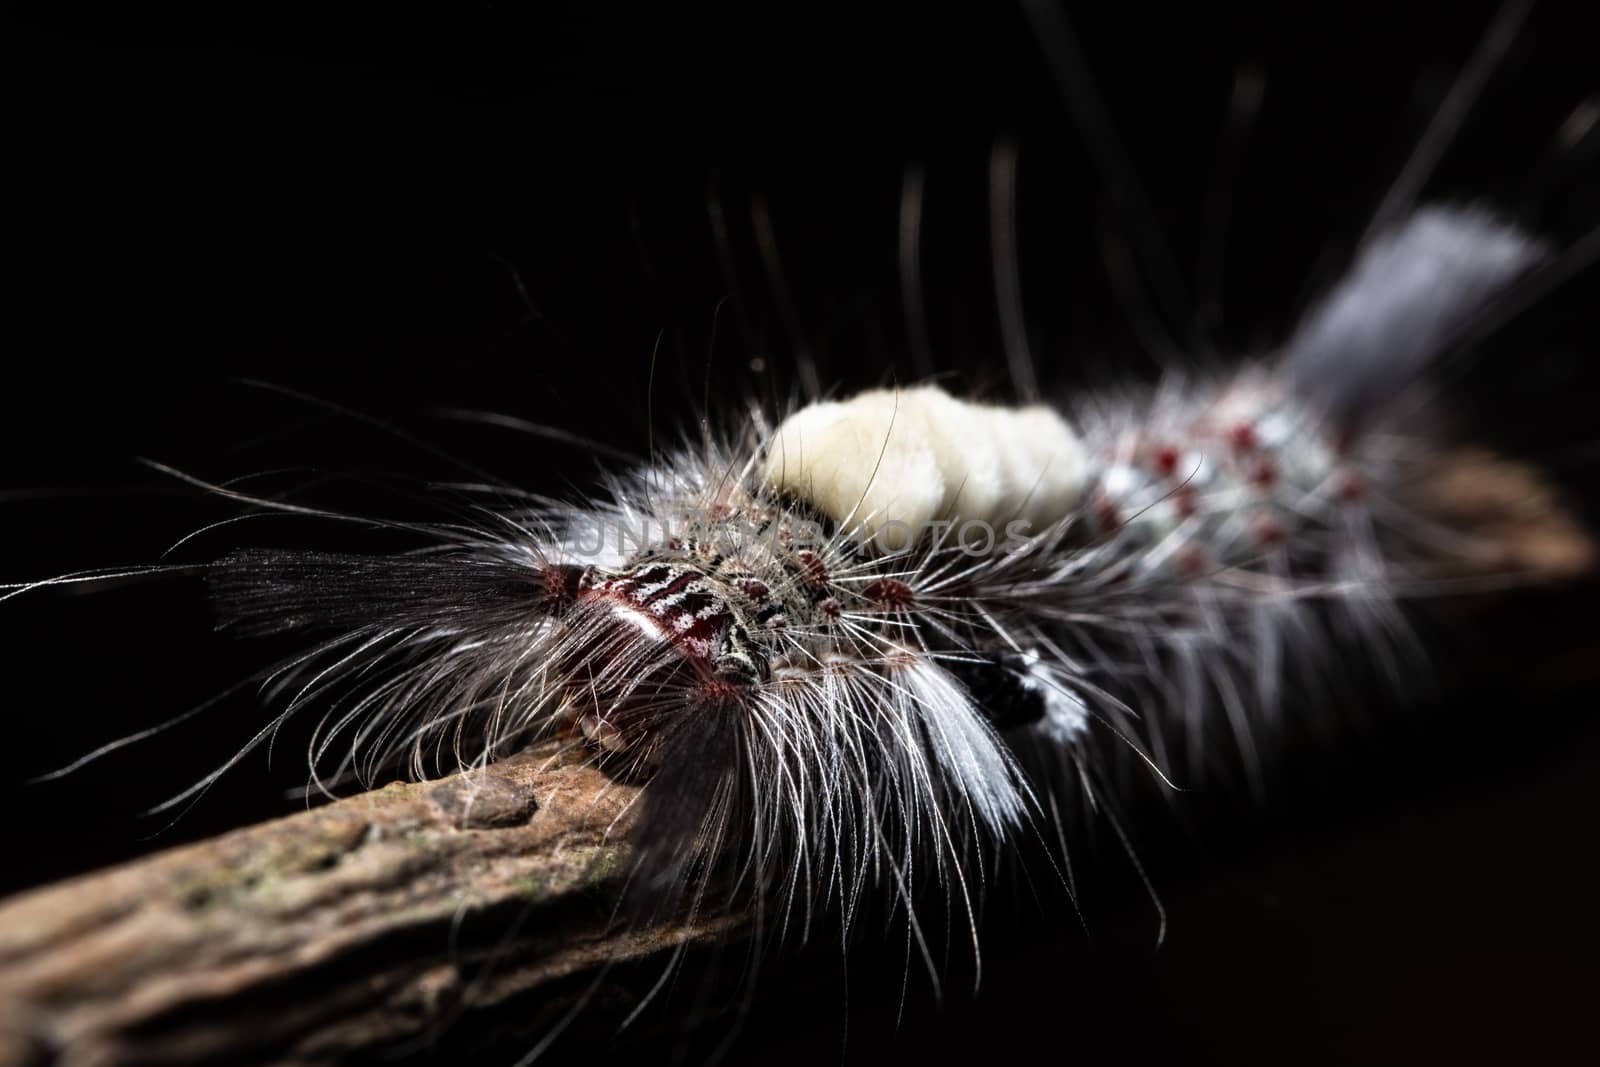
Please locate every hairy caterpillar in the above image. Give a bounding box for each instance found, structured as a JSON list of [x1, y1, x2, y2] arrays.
[[175, 203, 1552, 930], [6, 2, 1593, 1067]]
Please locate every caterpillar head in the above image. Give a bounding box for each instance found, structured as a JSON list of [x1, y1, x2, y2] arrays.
[[554, 558, 764, 770]]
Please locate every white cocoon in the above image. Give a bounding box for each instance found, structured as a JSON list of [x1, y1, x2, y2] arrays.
[[760, 385, 1086, 547]]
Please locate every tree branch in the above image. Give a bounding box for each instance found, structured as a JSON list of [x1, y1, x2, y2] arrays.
[[0, 749, 739, 1067]]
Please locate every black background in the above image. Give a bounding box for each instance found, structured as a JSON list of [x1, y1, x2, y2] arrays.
[[6, 2, 1599, 1064]]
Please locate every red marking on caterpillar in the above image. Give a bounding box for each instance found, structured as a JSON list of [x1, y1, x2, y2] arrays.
[[1250, 512, 1288, 547], [795, 549, 830, 589], [1175, 544, 1209, 578], [863, 578, 915, 612], [1093, 492, 1122, 532], [585, 564, 731, 662], [1152, 443, 1182, 478], [1228, 421, 1259, 452], [540, 563, 585, 610], [1336, 470, 1367, 503]]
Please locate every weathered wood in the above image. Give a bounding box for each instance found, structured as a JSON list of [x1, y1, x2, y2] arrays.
[[0, 450, 1590, 1067], [0, 749, 735, 1067]]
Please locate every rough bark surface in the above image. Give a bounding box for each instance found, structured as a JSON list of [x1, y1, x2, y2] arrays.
[[0, 750, 735, 1067], [0, 451, 1590, 1067]]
